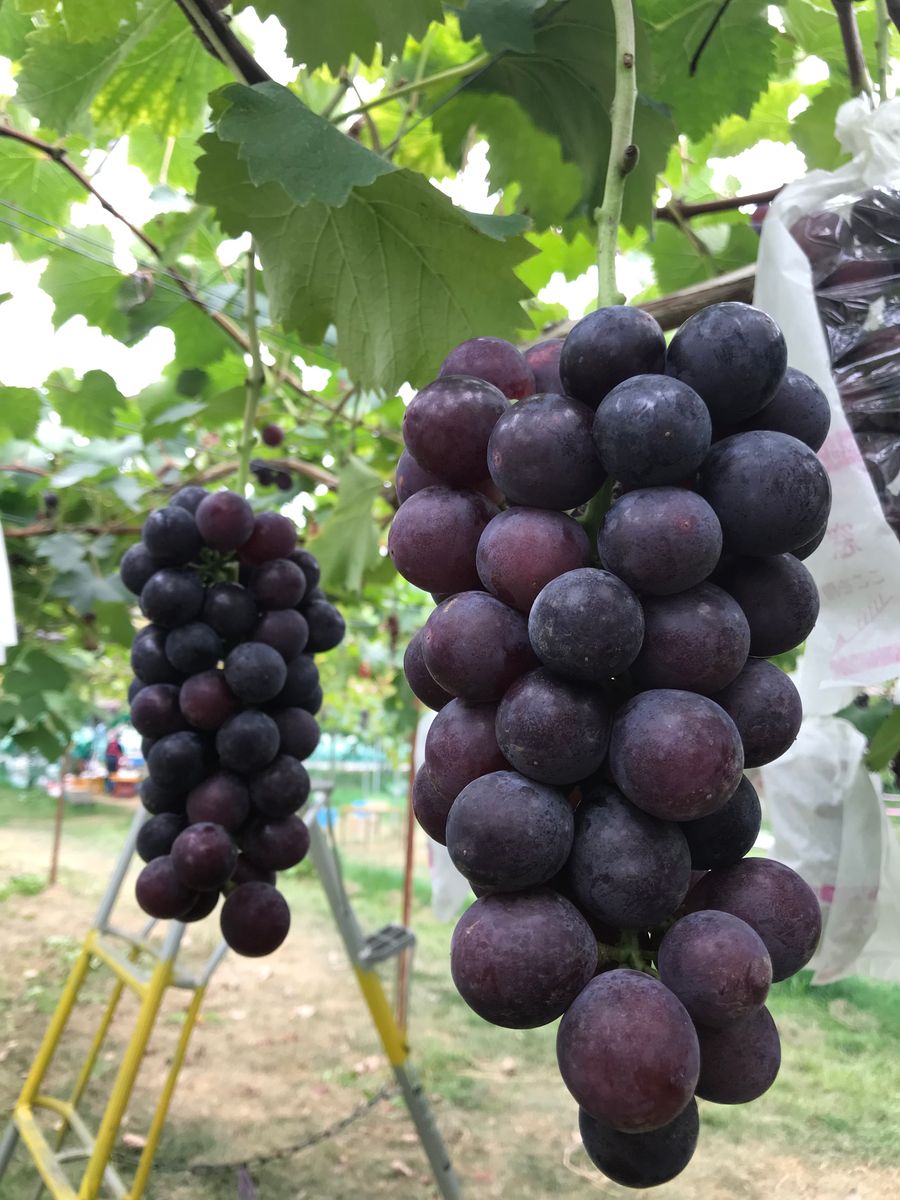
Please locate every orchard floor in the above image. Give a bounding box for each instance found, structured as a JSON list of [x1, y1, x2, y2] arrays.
[[1, 792, 899, 1200]]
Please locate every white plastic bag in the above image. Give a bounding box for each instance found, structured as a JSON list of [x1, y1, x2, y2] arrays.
[[413, 708, 471, 922]]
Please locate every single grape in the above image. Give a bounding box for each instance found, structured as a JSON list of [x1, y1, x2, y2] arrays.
[[403, 376, 509, 486], [659, 911, 771, 1028], [557, 970, 700, 1132], [195, 490, 255, 551], [230, 856, 277, 888], [445, 770, 573, 892], [476, 508, 591, 613], [142, 507, 203, 564], [579, 1099, 699, 1189], [249, 558, 306, 610], [496, 668, 611, 785], [424, 699, 509, 801], [593, 375, 711, 486], [202, 582, 259, 641], [170, 822, 237, 891], [254, 609, 309, 661], [299, 585, 326, 610], [711, 659, 802, 768], [120, 544, 167, 596], [131, 626, 184, 685], [403, 628, 453, 711], [249, 755, 311, 818], [528, 568, 644, 681], [610, 690, 744, 821], [140, 568, 205, 629], [715, 553, 819, 656], [487, 394, 605, 510], [686, 858, 822, 981], [298, 683, 323, 716], [289, 547, 321, 591], [273, 654, 319, 708], [130, 683, 186, 738], [523, 338, 563, 393], [304, 601, 346, 653], [275, 471, 293, 491], [680, 776, 762, 870], [631, 583, 750, 695], [147, 732, 208, 791], [395, 448, 442, 504], [791, 519, 828, 561], [451, 889, 597, 1028], [139, 777, 186, 816], [136, 813, 187, 863], [164, 622, 223, 675], [224, 642, 287, 704], [423, 592, 536, 703], [128, 678, 145, 703], [43, 490, 59, 513], [388, 486, 498, 595], [273, 708, 320, 761], [261, 422, 284, 447], [182, 890, 220, 923], [220, 882, 290, 957], [178, 669, 237, 732], [253, 464, 275, 487], [412, 766, 454, 844], [170, 484, 207, 514], [695, 1005, 781, 1104], [240, 512, 297, 564], [140, 737, 157, 761], [739, 366, 831, 451], [216, 710, 280, 773], [186, 772, 250, 832], [560, 307, 666, 408], [699, 431, 832, 556], [135, 856, 197, 920], [240, 814, 310, 871], [598, 488, 723, 596], [439, 336, 534, 399]]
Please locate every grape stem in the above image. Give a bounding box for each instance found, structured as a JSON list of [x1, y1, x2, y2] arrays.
[[831, 1, 874, 100], [875, 0, 893, 102], [237, 245, 266, 496], [594, 0, 639, 308]]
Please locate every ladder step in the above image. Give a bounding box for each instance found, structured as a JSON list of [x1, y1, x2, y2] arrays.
[[358, 924, 416, 967], [13, 1108, 77, 1200]]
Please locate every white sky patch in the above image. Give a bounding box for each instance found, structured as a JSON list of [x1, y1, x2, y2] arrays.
[[233, 9, 296, 82], [797, 55, 830, 86], [0, 57, 16, 95], [292, 357, 331, 391], [217, 232, 252, 268], [767, 6, 786, 32], [398, 382, 417, 405], [433, 141, 500, 214], [709, 140, 807, 194]]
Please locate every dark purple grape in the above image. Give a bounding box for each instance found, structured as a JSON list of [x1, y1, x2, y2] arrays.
[[593, 375, 711, 486], [164, 622, 223, 675], [120, 544, 167, 595], [445, 770, 573, 892], [715, 554, 819, 657], [130, 683, 186, 738], [288, 547, 321, 591], [412, 766, 454, 843], [523, 339, 563, 393], [476, 508, 591, 613], [275, 471, 293, 491], [273, 654, 319, 707], [739, 367, 831, 451], [557, 970, 699, 1132], [136, 813, 187, 863], [128, 678, 146, 703], [304, 601, 345, 653], [528, 568, 644, 681], [261, 422, 284, 447], [171, 822, 237, 891], [240, 814, 310, 871], [140, 569, 205, 628], [686, 858, 822, 981], [659, 911, 771, 1028], [610, 690, 743, 821], [388, 487, 498, 595], [487, 394, 605, 509], [403, 376, 509, 486], [142, 507, 203, 564], [560, 307, 666, 409], [147, 732, 208, 791], [139, 777, 186, 816], [216, 710, 280, 773], [230, 855, 276, 888], [395, 448, 442, 504], [699, 431, 832, 556], [424, 699, 509, 801], [135, 856, 197, 919], [496, 668, 611, 785], [254, 609, 309, 660], [631, 583, 750, 695], [240, 512, 297, 564], [273, 708, 320, 761], [579, 1099, 699, 1189], [140, 737, 157, 760], [403, 628, 453, 711], [792, 520, 828, 561], [131, 625, 184, 685], [186, 772, 250, 832], [598, 488, 723, 596], [680, 776, 761, 870], [249, 558, 306, 610], [170, 484, 208, 514], [423, 592, 536, 703], [220, 882, 290, 957], [666, 302, 787, 423], [202, 582, 259, 641], [439, 336, 534, 399], [195, 490, 255, 551], [695, 1006, 781, 1104], [249, 755, 310, 818], [451, 889, 596, 1028], [182, 890, 220, 923], [179, 669, 237, 732], [254, 465, 275, 487], [711, 659, 802, 768], [224, 642, 287, 704], [298, 683, 323, 716]]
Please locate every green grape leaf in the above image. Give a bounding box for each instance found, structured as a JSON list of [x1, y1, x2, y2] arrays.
[[16, 0, 138, 42], [650, 219, 759, 294], [41, 228, 130, 339], [93, 600, 135, 647], [865, 707, 900, 772], [47, 370, 125, 438], [792, 84, 850, 171], [625, 97, 676, 232], [4, 647, 70, 696], [459, 0, 547, 53], [0, 137, 84, 260], [0, 0, 35, 60], [781, 0, 883, 80], [0, 387, 41, 440], [704, 79, 804, 158], [308, 457, 384, 593], [517, 227, 595, 294], [127, 125, 201, 191], [33, 533, 86, 573]]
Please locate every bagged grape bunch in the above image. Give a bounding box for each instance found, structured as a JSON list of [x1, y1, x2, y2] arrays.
[[389, 311, 830, 1188], [121, 486, 344, 958]]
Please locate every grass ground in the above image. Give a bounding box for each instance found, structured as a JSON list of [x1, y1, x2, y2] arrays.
[[0, 782, 898, 1199]]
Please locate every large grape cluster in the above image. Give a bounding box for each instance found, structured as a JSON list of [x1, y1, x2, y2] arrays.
[[390, 307, 831, 1188], [121, 486, 345, 958]]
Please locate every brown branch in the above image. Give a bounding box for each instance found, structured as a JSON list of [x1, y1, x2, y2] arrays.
[[831, 1, 874, 96], [267, 457, 339, 489], [0, 462, 48, 477], [5, 522, 143, 539], [656, 187, 780, 222], [172, 0, 270, 85]]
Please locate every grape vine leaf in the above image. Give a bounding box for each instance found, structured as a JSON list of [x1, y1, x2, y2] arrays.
[[649, 219, 759, 294], [703, 79, 804, 159], [0, 0, 34, 60], [308, 457, 384, 593], [46, 371, 125, 438], [16, 0, 137, 42], [459, 0, 547, 53], [0, 137, 84, 260], [41, 229, 130, 341], [866, 707, 900, 771], [792, 85, 850, 171], [0, 387, 41, 441]]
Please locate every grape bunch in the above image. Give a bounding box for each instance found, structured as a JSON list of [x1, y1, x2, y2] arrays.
[[389, 309, 830, 1188], [121, 485, 345, 958]]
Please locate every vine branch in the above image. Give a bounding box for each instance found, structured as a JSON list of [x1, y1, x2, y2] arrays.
[[237, 246, 265, 495], [831, 1, 874, 99], [173, 0, 270, 84], [657, 187, 780, 222], [595, 0, 638, 308]]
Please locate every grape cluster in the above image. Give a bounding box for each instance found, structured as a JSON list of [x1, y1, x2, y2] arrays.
[[121, 486, 345, 958], [389, 310, 830, 1188]]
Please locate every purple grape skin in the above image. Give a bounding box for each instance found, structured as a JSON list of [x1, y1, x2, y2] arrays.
[[130, 684, 187, 738], [403, 375, 509, 486], [273, 654, 319, 708], [631, 582, 750, 695], [680, 775, 762, 870], [195, 490, 255, 551], [686, 858, 822, 981], [303, 601, 346, 653], [439, 336, 535, 399], [495, 668, 611, 785], [711, 658, 802, 768], [202, 582, 259, 641], [249, 755, 311, 818], [424, 699, 510, 801], [254, 609, 309, 661], [140, 569, 205, 629], [487, 393, 606, 510], [135, 856, 197, 919], [128, 678, 145, 703], [142, 506, 203, 564], [698, 430, 832, 556], [598, 488, 723, 596], [476, 508, 591, 614], [170, 822, 237, 891], [560, 306, 666, 409], [388, 487, 498, 595], [403, 628, 453, 711], [121, 543, 167, 595], [249, 558, 307, 610], [182, 889, 220, 924], [739, 366, 831, 451], [528, 568, 644, 681], [239, 512, 298, 565], [224, 642, 287, 705], [423, 592, 537, 704], [147, 732, 208, 791], [230, 855, 277, 888], [593, 375, 712, 487], [579, 1099, 699, 1189], [565, 784, 691, 930], [216, 710, 280, 773], [792, 520, 828, 561], [450, 889, 597, 1028], [220, 882, 290, 957], [139, 777, 186, 816], [186, 772, 250, 832], [557, 970, 700, 1133], [179, 670, 238, 732], [395, 448, 443, 503], [289, 547, 320, 591], [715, 554, 819, 657], [695, 1005, 781, 1104], [609, 690, 744, 821], [412, 766, 454, 844], [445, 770, 573, 892], [136, 813, 187, 863], [164, 622, 223, 675], [240, 814, 310, 872], [658, 911, 772, 1029], [523, 339, 563, 393], [272, 707, 320, 761], [131, 626, 184, 685], [170, 484, 207, 514]]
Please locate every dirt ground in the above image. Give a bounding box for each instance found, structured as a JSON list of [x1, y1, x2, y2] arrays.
[[1, 820, 899, 1200]]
